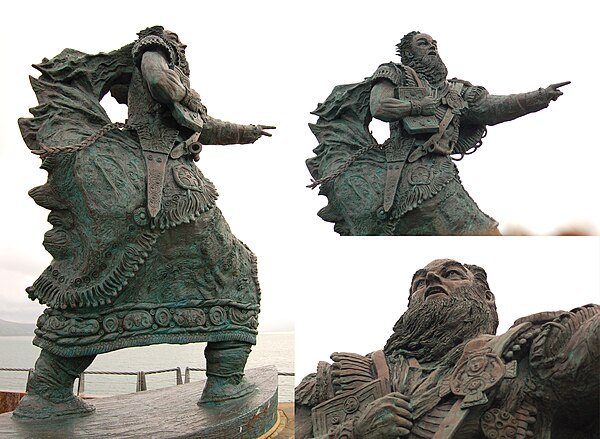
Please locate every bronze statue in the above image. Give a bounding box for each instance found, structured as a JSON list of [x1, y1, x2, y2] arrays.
[[295, 259, 599, 438], [14, 26, 273, 419], [307, 31, 569, 235]]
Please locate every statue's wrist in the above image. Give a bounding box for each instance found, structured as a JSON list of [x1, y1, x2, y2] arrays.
[[249, 124, 262, 142], [537, 87, 550, 103], [232, 124, 262, 144], [518, 88, 550, 113], [409, 99, 422, 116]]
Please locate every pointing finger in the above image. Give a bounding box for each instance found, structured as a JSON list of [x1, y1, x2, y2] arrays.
[[550, 81, 571, 89]]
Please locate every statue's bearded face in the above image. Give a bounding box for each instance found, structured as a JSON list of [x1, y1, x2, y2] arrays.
[[384, 259, 498, 363], [406, 33, 448, 84], [160, 29, 190, 76], [163, 31, 187, 52], [409, 259, 494, 306], [410, 33, 439, 60]]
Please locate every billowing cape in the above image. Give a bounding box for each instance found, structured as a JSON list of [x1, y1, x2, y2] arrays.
[[306, 79, 385, 235]]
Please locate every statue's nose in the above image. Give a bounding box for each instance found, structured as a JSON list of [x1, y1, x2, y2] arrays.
[[425, 271, 441, 285]]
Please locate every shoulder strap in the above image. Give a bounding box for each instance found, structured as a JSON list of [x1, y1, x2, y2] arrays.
[[371, 350, 391, 391], [431, 399, 468, 439], [401, 64, 424, 88], [372, 62, 404, 86]]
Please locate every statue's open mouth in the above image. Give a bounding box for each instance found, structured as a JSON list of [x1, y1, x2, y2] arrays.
[[424, 286, 448, 300]]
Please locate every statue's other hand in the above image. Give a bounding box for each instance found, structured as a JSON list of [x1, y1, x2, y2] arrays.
[[255, 125, 276, 138], [545, 81, 571, 101], [354, 392, 413, 439], [420, 96, 437, 116]]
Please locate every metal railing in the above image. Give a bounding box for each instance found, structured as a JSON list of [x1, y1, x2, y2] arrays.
[[77, 368, 183, 394], [0, 367, 293, 395], [0, 368, 34, 388], [182, 367, 294, 384]]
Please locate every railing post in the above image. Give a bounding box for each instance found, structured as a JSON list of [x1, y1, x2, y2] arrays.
[[136, 371, 147, 392], [176, 367, 182, 385], [184, 367, 190, 384], [77, 373, 85, 396]]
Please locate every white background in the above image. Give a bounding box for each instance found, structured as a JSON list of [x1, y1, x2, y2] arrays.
[[0, 0, 598, 375]]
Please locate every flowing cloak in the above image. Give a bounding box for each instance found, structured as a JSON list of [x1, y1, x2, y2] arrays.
[[306, 68, 494, 236], [19, 46, 260, 357]]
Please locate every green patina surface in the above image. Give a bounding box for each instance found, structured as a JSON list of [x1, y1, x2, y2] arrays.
[[15, 25, 272, 419], [307, 31, 568, 236]]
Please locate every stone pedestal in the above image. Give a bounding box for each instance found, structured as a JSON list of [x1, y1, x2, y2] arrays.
[[0, 366, 278, 439]]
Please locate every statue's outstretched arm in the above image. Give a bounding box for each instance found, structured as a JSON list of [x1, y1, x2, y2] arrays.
[[531, 305, 599, 424], [462, 81, 570, 126], [140, 50, 274, 144], [199, 117, 274, 145]]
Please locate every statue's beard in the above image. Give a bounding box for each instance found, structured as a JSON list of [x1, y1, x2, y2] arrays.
[[407, 54, 448, 85], [176, 48, 190, 76], [383, 287, 497, 364]]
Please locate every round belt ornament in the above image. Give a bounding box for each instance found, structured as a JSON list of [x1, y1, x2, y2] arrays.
[[407, 166, 432, 185], [343, 396, 360, 414], [481, 408, 518, 439], [450, 351, 505, 407], [442, 89, 465, 110]]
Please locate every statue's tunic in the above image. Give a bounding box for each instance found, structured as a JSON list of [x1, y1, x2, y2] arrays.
[[20, 39, 261, 357], [373, 63, 498, 235]]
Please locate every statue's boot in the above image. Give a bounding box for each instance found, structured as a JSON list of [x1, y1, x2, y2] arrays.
[[13, 350, 96, 419], [198, 341, 255, 404]]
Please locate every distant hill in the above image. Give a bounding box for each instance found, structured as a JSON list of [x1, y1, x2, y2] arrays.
[[0, 319, 35, 336]]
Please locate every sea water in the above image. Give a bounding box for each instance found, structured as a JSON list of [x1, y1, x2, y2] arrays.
[[0, 332, 294, 402]]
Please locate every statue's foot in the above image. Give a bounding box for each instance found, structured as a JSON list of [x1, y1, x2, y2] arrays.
[[13, 393, 95, 419], [198, 376, 256, 405]]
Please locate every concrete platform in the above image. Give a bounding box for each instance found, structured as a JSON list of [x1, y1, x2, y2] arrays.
[[267, 402, 294, 438], [0, 366, 278, 439]]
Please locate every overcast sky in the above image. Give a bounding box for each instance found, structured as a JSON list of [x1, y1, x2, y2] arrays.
[[1, 0, 598, 359]]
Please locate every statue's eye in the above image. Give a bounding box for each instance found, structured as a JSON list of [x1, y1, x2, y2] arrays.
[[413, 278, 426, 289], [444, 270, 463, 279]]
